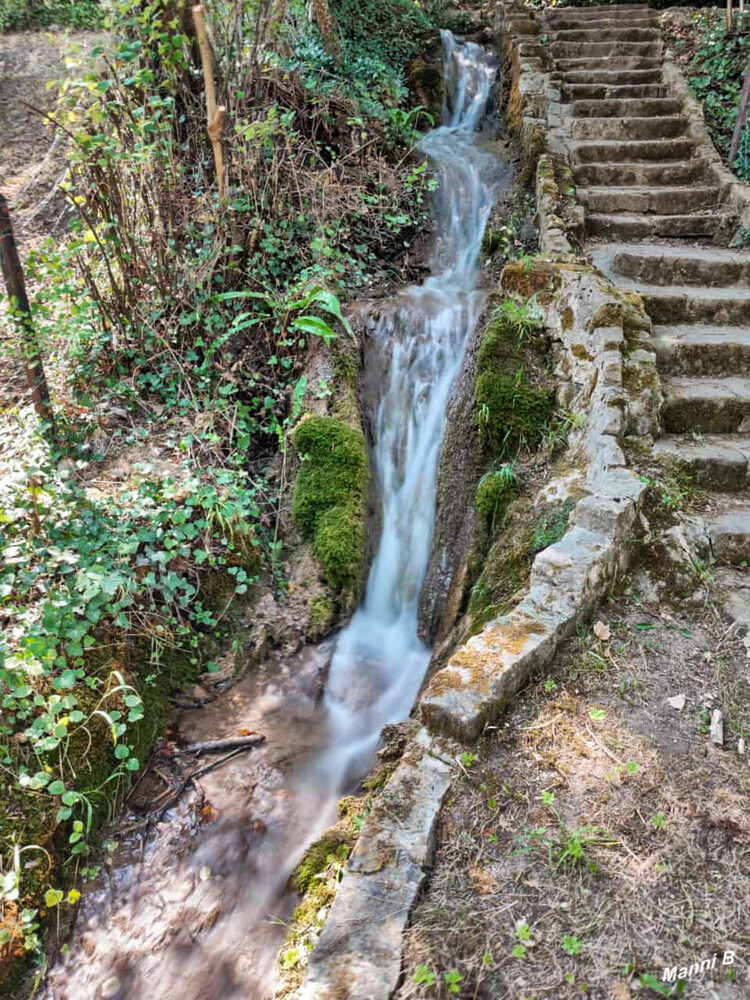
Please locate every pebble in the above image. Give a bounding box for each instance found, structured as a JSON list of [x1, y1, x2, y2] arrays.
[[710, 709, 724, 747], [667, 693, 686, 711], [739, 738, 746, 756]]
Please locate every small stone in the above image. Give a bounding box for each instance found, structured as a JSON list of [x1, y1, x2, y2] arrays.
[[738, 738, 746, 756], [667, 694, 686, 711], [199, 864, 211, 881], [710, 709, 724, 746], [101, 977, 121, 999]]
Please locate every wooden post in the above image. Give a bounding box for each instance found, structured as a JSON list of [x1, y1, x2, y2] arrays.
[[0, 194, 56, 439], [193, 4, 226, 200], [727, 0, 733, 32], [730, 53, 750, 166]]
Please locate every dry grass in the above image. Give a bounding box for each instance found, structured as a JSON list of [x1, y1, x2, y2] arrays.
[[399, 597, 750, 999]]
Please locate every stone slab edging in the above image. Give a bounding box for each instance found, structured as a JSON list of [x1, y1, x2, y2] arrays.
[[420, 261, 650, 740], [298, 734, 453, 1000]]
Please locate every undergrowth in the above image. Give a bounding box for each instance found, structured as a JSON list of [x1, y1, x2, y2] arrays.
[[663, 9, 750, 179]]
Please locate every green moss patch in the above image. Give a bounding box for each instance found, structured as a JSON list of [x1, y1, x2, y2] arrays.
[[475, 467, 519, 532], [292, 415, 370, 599], [475, 308, 554, 457]]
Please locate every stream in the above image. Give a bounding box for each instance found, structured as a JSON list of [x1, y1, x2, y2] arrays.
[[41, 32, 510, 1000]]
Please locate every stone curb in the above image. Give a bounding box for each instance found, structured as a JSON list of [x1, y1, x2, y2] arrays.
[[298, 739, 452, 1000]]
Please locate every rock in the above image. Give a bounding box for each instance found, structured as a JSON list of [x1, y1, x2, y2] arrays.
[[667, 693, 686, 711], [710, 709, 724, 746], [738, 738, 746, 756], [100, 977, 121, 999]]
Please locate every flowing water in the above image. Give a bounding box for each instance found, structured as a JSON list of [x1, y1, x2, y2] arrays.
[[42, 32, 510, 1000]]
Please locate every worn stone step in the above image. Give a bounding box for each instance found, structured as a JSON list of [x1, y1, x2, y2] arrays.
[[547, 5, 652, 24], [637, 284, 750, 326], [708, 511, 750, 565], [552, 40, 662, 59], [552, 26, 660, 42], [652, 326, 750, 377], [557, 57, 663, 72], [572, 116, 687, 141], [653, 435, 749, 489], [586, 212, 729, 240], [575, 159, 710, 186], [580, 185, 719, 215], [564, 83, 668, 100], [606, 245, 750, 287], [662, 377, 750, 433], [573, 98, 681, 118], [562, 68, 663, 85]]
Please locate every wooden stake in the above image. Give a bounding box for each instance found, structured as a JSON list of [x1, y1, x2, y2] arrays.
[[193, 4, 226, 200], [0, 194, 56, 439]]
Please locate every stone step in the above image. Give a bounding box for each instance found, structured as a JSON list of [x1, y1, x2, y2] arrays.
[[586, 212, 729, 240], [653, 435, 749, 489], [637, 284, 750, 326], [607, 245, 750, 287], [708, 511, 750, 565], [557, 57, 663, 72], [572, 116, 687, 141], [547, 5, 653, 23], [562, 69, 663, 85], [575, 159, 710, 187], [551, 40, 662, 59], [652, 326, 750, 377], [580, 185, 719, 215], [563, 83, 669, 101], [573, 98, 681, 118], [662, 377, 750, 433], [552, 26, 660, 42]]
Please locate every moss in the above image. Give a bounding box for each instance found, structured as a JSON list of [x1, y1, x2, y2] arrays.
[[292, 415, 370, 599], [475, 469, 518, 531], [531, 500, 573, 555], [475, 315, 553, 455], [481, 227, 506, 259], [292, 832, 352, 895], [308, 595, 335, 634]]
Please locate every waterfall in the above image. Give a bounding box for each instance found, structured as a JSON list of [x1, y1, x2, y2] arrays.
[[310, 31, 503, 792]]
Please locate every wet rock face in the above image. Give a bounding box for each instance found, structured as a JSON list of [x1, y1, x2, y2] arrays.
[[418, 319, 484, 645]]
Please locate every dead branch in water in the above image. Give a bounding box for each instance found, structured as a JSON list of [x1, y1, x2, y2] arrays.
[[175, 733, 266, 755]]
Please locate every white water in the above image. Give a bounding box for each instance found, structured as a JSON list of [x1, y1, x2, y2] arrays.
[[310, 31, 503, 794], [41, 33, 508, 1000]]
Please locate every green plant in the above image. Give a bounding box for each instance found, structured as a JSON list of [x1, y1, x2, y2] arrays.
[[413, 964, 436, 986], [443, 968, 463, 994], [475, 464, 519, 531], [562, 935, 582, 956]]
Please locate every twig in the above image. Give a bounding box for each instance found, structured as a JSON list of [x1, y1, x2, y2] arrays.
[[174, 733, 265, 755], [150, 746, 249, 821]]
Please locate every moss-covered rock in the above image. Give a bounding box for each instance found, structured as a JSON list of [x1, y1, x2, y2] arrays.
[[291, 415, 370, 601], [475, 311, 554, 456]]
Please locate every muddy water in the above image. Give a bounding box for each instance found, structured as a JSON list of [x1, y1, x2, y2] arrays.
[[42, 31, 510, 1000]]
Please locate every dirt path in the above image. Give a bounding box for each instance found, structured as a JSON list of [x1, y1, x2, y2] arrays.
[[399, 595, 749, 998]]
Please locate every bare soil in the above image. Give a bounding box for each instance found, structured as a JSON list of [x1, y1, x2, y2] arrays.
[[399, 594, 750, 999]]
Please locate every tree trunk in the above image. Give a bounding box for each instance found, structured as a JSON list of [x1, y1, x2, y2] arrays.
[[310, 0, 342, 63], [730, 52, 750, 166], [0, 194, 56, 439]]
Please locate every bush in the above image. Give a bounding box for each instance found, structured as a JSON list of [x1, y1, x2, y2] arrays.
[[0, 0, 102, 31], [332, 0, 434, 74]]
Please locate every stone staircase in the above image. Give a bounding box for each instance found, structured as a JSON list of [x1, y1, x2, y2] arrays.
[[545, 3, 749, 600]]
